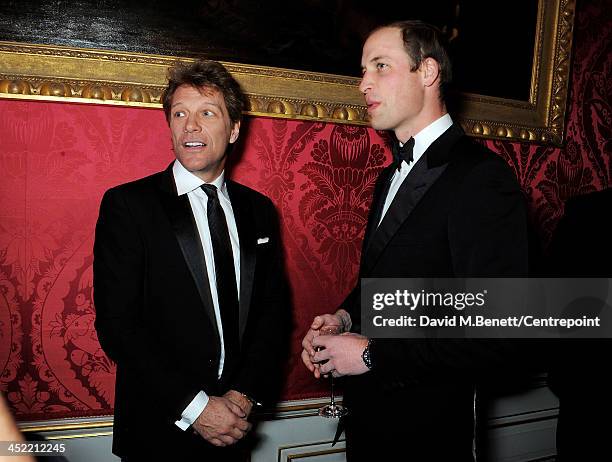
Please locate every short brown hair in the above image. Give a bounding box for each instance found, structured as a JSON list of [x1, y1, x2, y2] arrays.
[[161, 60, 246, 125], [371, 20, 452, 102]]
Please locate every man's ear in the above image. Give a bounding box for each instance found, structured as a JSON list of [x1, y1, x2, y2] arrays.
[[421, 57, 441, 88], [229, 121, 241, 144]]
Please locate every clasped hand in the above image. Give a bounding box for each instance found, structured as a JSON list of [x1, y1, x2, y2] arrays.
[[301, 312, 370, 378], [192, 390, 253, 447]]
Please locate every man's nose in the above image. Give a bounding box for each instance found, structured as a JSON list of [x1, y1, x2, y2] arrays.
[[184, 114, 200, 132], [358, 74, 371, 95]]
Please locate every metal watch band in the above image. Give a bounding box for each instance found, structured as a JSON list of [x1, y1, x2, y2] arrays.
[[361, 339, 374, 370]]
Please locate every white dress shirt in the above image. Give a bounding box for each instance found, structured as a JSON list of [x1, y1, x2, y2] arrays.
[[172, 160, 241, 430], [379, 113, 453, 225]]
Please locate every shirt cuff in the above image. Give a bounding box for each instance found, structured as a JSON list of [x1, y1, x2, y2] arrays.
[[174, 391, 209, 431]]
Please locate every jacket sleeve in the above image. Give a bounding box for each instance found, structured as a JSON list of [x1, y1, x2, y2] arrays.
[[93, 188, 202, 418]]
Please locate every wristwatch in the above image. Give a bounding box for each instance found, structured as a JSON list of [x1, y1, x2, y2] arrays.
[[361, 339, 374, 370], [240, 392, 262, 407]]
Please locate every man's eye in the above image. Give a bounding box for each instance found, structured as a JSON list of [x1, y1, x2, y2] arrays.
[[376, 63, 388, 70], [202, 110, 214, 117], [173, 111, 185, 118]]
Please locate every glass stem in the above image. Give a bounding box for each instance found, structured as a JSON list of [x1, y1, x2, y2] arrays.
[[330, 377, 336, 407]]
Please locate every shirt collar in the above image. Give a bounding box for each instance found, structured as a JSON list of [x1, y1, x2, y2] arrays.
[[172, 160, 227, 197], [403, 113, 453, 164]]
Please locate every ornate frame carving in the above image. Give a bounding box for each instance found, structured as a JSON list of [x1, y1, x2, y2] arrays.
[[0, 0, 575, 145]]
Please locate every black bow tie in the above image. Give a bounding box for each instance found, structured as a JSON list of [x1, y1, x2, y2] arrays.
[[391, 137, 415, 171]]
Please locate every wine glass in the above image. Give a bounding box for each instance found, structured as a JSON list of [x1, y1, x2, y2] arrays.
[[317, 325, 349, 418]]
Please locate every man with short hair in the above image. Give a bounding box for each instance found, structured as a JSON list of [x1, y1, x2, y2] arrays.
[[302, 21, 528, 461], [94, 60, 289, 461]]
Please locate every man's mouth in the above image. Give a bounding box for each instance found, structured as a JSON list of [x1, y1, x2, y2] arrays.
[[365, 100, 380, 113], [183, 141, 207, 148]]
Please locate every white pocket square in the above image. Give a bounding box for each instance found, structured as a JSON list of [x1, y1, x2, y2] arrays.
[[257, 237, 269, 244]]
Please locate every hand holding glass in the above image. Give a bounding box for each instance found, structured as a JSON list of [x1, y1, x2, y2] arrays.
[[317, 325, 349, 418]]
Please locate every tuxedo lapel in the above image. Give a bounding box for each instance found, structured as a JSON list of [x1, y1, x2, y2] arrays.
[[361, 123, 464, 276], [362, 167, 395, 252], [362, 158, 446, 275], [226, 181, 255, 341], [156, 168, 220, 343]]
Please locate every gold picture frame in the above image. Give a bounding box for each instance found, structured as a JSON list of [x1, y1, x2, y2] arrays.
[[0, 0, 575, 145]]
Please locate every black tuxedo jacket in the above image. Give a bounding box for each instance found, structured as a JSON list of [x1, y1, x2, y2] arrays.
[[93, 165, 289, 459], [342, 124, 529, 461]]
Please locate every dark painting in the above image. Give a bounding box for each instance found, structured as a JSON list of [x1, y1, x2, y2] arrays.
[[0, 0, 536, 101]]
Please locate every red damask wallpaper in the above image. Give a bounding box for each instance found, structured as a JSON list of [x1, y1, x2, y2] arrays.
[[0, 0, 609, 421], [484, 0, 611, 243]]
